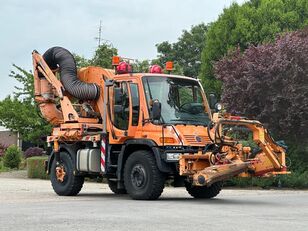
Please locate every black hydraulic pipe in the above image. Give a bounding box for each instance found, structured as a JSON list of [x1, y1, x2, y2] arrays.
[[43, 47, 100, 100]]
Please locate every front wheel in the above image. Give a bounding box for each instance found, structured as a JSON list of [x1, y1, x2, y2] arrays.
[[107, 179, 127, 194], [50, 151, 84, 196], [185, 181, 223, 199], [124, 150, 165, 200]]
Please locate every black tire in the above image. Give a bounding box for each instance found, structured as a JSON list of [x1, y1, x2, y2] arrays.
[[107, 179, 127, 194], [185, 181, 223, 199], [124, 150, 165, 200], [50, 151, 84, 196]]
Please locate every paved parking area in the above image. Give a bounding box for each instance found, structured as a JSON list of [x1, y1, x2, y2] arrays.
[[0, 177, 307, 231]]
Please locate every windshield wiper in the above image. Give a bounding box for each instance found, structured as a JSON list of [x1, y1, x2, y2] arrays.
[[170, 119, 206, 126]]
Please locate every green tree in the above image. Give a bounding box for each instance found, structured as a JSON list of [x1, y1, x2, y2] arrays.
[[200, 0, 308, 95], [74, 44, 118, 69], [90, 43, 118, 69], [0, 97, 51, 144], [10, 65, 34, 102], [0, 65, 52, 145], [156, 23, 208, 77], [133, 60, 151, 73], [74, 54, 91, 69]]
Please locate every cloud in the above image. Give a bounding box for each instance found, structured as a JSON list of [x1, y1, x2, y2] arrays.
[[0, 0, 246, 99]]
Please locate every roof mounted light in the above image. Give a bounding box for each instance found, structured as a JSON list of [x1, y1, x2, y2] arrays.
[[165, 61, 173, 72], [116, 61, 132, 74], [112, 56, 120, 66], [149, 65, 162, 74]]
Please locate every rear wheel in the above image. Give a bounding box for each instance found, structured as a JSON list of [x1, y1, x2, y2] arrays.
[[185, 181, 223, 199], [124, 150, 165, 200], [50, 151, 84, 196], [107, 179, 127, 194]]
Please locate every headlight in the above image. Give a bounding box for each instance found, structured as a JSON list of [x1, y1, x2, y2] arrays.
[[215, 103, 222, 111], [166, 153, 181, 161]]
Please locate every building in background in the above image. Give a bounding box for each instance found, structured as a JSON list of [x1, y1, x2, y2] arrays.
[[0, 126, 22, 155]]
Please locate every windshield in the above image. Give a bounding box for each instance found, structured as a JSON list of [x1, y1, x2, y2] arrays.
[[143, 76, 210, 126]]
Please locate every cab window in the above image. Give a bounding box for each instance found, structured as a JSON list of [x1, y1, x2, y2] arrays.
[[130, 83, 140, 126], [114, 83, 129, 130]]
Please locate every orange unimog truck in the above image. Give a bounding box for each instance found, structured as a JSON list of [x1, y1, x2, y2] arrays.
[[32, 47, 289, 200]]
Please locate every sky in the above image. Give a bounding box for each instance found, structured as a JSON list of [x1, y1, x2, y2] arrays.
[[0, 0, 246, 100]]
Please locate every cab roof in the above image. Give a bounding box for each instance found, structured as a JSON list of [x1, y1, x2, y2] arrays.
[[115, 72, 200, 82]]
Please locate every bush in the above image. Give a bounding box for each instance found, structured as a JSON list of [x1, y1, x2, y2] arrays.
[[226, 177, 277, 189], [27, 156, 49, 179], [279, 171, 308, 188], [285, 144, 308, 172], [0, 143, 8, 158], [226, 171, 308, 189], [3, 145, 22, 169], [24, 147, 44, 159], [0, 158, 6, 172], [215, 28, 308, 142]]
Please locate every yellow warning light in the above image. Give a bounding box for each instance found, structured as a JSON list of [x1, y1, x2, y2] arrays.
[[165, 61, 173, 71], [112, 56, 120, 66]]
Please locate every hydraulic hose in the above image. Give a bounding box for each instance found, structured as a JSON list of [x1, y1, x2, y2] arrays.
[[43, 47, 100, 100]]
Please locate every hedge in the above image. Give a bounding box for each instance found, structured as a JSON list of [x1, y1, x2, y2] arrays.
[[0, 158, 9, 172], [27, 156, 49, 179], [226, 171, 308, 189]]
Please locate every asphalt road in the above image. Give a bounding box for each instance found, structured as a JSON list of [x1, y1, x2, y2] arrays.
[[0, 176, 307, 231]]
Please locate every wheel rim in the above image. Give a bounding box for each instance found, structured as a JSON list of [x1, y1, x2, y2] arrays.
[[55, 164, 66, 183], [131, 164, 146, 188]]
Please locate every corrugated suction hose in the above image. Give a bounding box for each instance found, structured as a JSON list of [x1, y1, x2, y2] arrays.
[[43, 47, 100, 100]]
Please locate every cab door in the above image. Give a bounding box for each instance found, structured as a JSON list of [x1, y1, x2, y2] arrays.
[[109, 80, 140, 143]]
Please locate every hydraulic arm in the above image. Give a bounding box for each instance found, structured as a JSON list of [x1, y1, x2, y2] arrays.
[[180, 114, 289, 186], [32, 49, 117, 142]]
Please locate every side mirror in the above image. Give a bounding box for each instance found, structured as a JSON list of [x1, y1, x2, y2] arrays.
[[151, 99, 161, 120], [114, 87, 123, 105], [215, 103, 223, 112], [209, 93, 217, 109]]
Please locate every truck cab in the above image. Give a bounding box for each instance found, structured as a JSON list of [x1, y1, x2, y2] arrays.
[[108, 73, 212, 146], [79, 70, 217, 199]]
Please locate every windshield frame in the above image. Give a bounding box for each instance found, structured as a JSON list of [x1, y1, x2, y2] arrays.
[[142, 75, 211, 126]]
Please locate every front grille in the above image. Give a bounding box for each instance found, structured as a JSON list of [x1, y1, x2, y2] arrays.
[[183, 135, 211, 145]]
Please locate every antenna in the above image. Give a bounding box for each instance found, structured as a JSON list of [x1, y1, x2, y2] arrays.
[[94, 20, 114, 49], [95, 20, 102, 47]]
